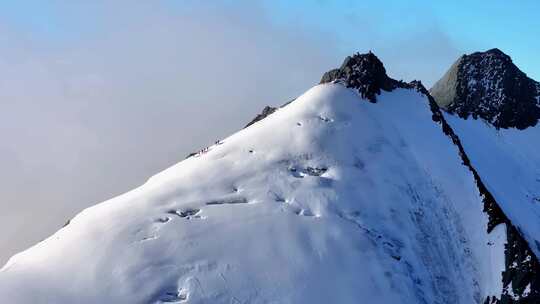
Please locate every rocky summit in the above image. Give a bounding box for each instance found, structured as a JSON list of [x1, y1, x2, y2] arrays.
[[430, 48, 540, 129], [320, 51, 409, 102]]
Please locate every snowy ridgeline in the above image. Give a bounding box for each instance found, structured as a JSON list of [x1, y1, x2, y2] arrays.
[[445, 114, 540, 262], [0, 84, 508, 303]]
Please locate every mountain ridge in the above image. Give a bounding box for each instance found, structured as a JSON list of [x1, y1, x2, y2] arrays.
[[1, 50, 540, 304], [251, 50, 540, 303], [191, 50, 540, 303]]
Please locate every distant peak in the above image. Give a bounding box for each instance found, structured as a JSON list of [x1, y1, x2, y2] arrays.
[[430, 49, 540, 129], [320, 51, 406, 102]]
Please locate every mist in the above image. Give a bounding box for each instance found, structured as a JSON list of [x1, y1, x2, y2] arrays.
[[0, 1, 461, 264]]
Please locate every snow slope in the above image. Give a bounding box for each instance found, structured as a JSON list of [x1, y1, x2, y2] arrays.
[[444, 115, 540, 259], [0, 84, 506, 303]]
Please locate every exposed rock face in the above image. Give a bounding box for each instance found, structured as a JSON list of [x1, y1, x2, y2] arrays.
[[244, 98, 297, 129], [244, 106, 277, 128], [247, 51, 406, 131], [430, 48, 540, 129], [248, 52, 403, 130], [500, 225, 540, 303], [320, 52, 408, 102]]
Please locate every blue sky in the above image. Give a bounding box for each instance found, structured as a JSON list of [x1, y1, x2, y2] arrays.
[[1, 1, 538, 81], [261, 0, 540, 80]]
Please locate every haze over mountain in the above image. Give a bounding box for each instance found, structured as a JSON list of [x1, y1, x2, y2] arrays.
[[1, 50, 539, 303], [3, 1, 540, 270]]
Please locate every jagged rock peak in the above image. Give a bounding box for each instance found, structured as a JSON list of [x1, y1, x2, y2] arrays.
[[320, 51, 407, 102], [244, 106, 277, 128], [430, 48, 540, 129]]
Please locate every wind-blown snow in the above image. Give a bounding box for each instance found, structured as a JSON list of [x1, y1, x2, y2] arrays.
[[0, 84, 505, 303], [444, 114, 540, 258]]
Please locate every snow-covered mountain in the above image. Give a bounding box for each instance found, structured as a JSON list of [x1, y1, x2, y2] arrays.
[[431, 49, 540, 303], [0, 51, 538, 303]]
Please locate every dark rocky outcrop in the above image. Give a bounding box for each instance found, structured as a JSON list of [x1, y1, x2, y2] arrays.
[[499, 225, 540, 303], [244, 106, 278, 128], [430, 48, 540, 129], [320, 52, 409, 102], [244, 98, 297, 129], [247, 52, 408, 129]]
